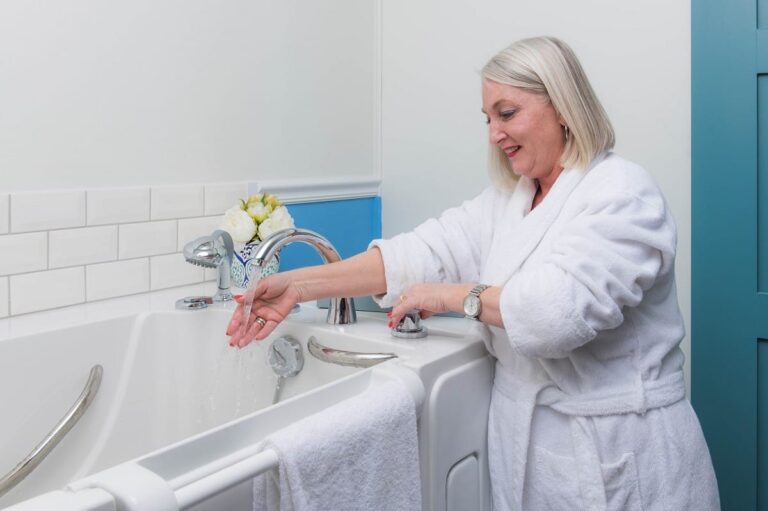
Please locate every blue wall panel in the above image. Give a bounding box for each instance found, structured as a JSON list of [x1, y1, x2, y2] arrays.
[[761, 75, 768, 292], [278, 197, 382, 271]]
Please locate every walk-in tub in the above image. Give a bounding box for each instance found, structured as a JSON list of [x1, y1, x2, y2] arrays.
[[0, 284, 493, 510]]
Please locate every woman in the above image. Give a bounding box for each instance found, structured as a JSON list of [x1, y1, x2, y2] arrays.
[[227, 36, 719, 510]]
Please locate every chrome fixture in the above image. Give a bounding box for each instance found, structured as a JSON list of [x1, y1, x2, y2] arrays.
[[0, 365, 103, 498], [308, 336, 397, 368], [268, 335, 305, 404], [391, 310, 428, 339], [252, 228, 356, 324], [183, 229, 234, 303], [175, 296, 213, 310]]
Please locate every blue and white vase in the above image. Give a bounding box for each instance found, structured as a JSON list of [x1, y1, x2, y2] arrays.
[[230, 241, 280, 289]]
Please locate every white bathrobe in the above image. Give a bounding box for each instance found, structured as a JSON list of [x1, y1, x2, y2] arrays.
[[370, 153, 719, 511]]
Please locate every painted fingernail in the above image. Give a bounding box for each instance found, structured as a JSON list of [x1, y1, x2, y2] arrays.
[[234, 294, 244, 302], [386, 312, 392, 317]]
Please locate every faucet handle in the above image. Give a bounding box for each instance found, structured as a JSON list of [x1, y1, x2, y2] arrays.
[[391, 310, 428, 339]]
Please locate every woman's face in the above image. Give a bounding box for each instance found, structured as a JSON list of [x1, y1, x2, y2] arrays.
[[482, 79, 565, 184]]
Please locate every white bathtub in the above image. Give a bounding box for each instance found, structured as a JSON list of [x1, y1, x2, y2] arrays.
[[0, 284, 493, 510]]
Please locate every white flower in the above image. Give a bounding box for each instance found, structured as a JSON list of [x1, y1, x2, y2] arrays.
[[246, 194, 264, 207], [221, 205, 257, 243], [247, 201, 272, 223], [257, 206, 295, 241], [263, 194, 282, 209]]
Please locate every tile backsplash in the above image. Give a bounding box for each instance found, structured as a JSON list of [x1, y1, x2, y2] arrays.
[[0, 194, 9, 234], [0, 182, 248, 318], [0, 277, 8, 317]]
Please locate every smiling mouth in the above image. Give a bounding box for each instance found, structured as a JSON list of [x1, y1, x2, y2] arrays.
[[504, 146, 521, 158]]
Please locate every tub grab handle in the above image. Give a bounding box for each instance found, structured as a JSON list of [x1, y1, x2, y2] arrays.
[[307, 336, 397, 368], [0, 364, 103, 497]]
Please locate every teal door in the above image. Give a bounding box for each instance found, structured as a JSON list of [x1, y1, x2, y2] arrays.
[[692, 0, 768, 509]]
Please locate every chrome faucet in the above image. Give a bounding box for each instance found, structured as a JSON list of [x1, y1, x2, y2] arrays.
[[252, 228, 356, 324], [183, 229, 234, 302]]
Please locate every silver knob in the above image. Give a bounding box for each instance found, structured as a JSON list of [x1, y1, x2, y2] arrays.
[[268, 335, 304, 377], [391, 310, 428, 339], [175, 296, 213, 310]]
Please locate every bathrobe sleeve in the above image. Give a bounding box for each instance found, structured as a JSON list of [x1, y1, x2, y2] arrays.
[[499, 182, 677, 359], [369, 187, 497, 307]]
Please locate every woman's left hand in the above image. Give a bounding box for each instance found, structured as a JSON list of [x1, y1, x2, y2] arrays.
[[387, 283, 472, 329]]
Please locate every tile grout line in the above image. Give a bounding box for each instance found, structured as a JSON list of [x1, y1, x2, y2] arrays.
[[148, 188, 154, 291], [82, 191, 89, 303], [83, 262, 88, 303], [4, 274, 9, 318]]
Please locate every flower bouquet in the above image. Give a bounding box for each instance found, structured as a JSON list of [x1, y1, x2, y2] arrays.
[[221, 193, 295, 288]]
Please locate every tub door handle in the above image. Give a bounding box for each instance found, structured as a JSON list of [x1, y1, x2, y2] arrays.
[[0, 364, 103, 497], [307, 336, 397, 368]]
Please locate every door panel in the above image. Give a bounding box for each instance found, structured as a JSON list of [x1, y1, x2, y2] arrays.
[[692, 0, 763, 509]]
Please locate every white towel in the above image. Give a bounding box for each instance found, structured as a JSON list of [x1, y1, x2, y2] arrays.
[[252, 377, 422, 511]]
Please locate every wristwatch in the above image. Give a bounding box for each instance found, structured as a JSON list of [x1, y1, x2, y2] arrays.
[[463, 284, 490, 320]]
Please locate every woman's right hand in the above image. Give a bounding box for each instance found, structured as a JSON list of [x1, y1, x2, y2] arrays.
[[225, 273, 302, 348]]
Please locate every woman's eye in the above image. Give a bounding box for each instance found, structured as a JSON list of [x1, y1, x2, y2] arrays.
[[484, 116, 490, 125], [500, 110, 516, 120]]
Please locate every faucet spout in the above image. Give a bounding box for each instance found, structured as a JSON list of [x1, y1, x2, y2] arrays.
[[253, 228, 356, 325]]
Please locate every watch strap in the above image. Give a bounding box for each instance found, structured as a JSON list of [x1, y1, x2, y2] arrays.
[[469, 284, 490, 298]]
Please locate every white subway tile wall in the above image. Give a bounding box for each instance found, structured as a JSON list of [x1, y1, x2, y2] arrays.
[[0, 233, 47, 276], [151, 185, 205, 220], [177, 216, 224, 251], [151, 253, 204, 290], [0, 277, 8, 318], [119, 221, 177, 259], [0, 194, 9, 234], [87, 188, 151, 225], [10, 267, 85, 315], [49, 226, 118, 268], [204, 183, 249, 216], [86, 259, 150, 301], [11, 191, 86, 233], [0, 183, 251, 316]]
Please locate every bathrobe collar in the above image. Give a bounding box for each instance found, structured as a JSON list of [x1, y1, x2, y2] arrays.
[[482, 152, 608, 287]]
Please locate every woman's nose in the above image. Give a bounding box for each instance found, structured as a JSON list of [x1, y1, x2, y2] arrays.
[[489, 124, 506, 145]]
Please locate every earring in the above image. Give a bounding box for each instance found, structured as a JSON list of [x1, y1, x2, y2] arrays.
[[564, 125, 570, 141]]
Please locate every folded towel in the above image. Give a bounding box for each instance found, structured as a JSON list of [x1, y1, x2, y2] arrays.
[[253, 377, 422, 511]]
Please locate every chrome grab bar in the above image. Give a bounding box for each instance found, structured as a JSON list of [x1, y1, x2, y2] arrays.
[[307, 336, 397, 368], [0, 364, 103, 498]]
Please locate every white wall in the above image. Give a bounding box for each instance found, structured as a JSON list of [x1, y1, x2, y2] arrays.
[[380, 0, 693, 390], [0, 0, 694, 387], [0, 0, 377, 191]]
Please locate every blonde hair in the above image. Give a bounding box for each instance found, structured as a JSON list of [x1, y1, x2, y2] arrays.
[[481, 36, 614, 189]]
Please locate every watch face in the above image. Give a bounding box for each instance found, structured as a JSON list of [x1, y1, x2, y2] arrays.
[[463, 295, 480, 317]]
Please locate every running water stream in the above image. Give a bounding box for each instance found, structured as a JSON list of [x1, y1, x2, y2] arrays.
[[239, 263, 264, 343]]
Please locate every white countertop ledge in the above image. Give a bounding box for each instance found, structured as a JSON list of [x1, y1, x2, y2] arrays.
[[0, 283, 226, 342], [0, 284, 483, 349]]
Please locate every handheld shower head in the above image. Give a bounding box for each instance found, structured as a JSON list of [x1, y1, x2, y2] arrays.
[[184, 237, 223, 268], [182, 230, 234, 302]]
